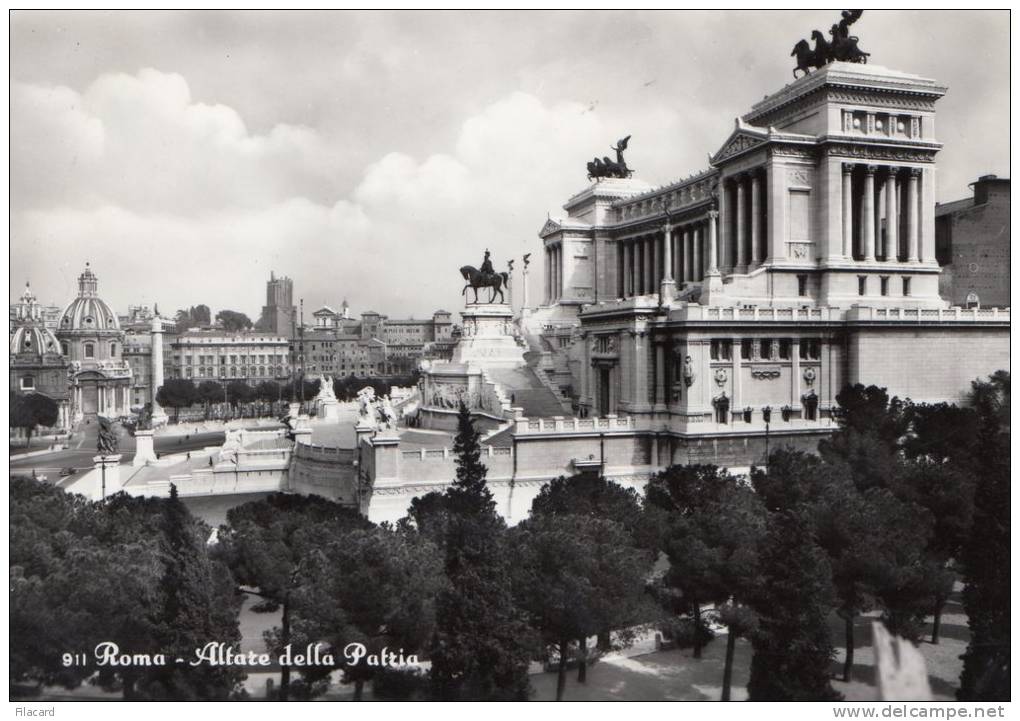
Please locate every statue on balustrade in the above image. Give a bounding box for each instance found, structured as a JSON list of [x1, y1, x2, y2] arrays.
[[460, 249, 510, 304], [587, 135, 634, 181], [792, 9, 869, 78]]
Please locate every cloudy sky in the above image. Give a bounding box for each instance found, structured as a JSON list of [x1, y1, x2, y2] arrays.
[[10, 10, 1009, 320]]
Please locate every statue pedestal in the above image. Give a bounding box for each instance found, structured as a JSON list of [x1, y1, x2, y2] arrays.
[[452, 303, 526, 367], [92, 454, 122, 500], [133, 429, 157, 467]]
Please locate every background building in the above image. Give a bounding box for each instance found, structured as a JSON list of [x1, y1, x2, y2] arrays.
[[55, 264, 133, 420], [935, 174, 1010, 307], [170, 331, 291, 385], [9, 291, 71, 429], [10, 283, 61, 331]]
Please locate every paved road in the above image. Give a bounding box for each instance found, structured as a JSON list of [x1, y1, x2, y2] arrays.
[[9, 427, 225, 483]]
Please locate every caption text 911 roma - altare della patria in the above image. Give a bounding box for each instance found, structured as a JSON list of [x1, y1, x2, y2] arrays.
[[64, 15, 1009, 524]]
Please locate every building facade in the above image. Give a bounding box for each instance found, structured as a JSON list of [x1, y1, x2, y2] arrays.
[[523, 62, 1008, 458], [170, 332, 292, 385], [935, 174, 1010, 308], [296, 308, 456, 378]]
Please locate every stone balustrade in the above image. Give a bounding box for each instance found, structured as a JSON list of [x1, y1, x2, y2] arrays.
[[845, 306, 1010, 322], [513, 414, 638, 436]]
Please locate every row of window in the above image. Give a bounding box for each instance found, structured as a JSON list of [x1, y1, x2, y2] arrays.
[[859, 276, 911, 297], [184, 365, 289, 378], [183, 353, 286, 365], [710, 338, 821, 361]]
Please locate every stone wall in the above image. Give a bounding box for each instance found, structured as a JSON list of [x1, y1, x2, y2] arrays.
[[289, 441, 358, 502], [846, 324, 1010, 404]]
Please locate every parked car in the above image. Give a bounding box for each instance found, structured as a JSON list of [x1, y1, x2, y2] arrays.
[[59, 467, 76, 477]]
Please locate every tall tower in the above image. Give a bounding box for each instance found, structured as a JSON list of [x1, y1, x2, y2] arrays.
[[258, 272, 297, 335]]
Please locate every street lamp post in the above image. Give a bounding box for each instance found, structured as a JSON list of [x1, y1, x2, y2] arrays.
[[762, 405, 772, 473]]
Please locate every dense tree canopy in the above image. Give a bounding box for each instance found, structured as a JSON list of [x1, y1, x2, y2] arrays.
[[10, 479, 244, 699], [216, 493, 371, 700], [215, 309, 253, 332], [10, 392, 60, 447]]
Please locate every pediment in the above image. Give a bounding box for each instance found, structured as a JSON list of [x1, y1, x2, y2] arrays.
[[539, 218, 563, 237], [711, 120, 770, 165]]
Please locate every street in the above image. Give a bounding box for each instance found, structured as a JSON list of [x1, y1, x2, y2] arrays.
[[9, 424, 225, 486]]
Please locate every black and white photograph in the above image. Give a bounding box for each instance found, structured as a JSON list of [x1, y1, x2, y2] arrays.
[[8, 8, 1011, 710]]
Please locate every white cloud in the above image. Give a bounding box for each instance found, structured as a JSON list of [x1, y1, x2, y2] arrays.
[[13, 70, 683, 318]]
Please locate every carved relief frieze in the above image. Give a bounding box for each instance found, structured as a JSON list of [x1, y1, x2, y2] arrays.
[[824, 143, 937, 163], [751, 366, 782, 380]]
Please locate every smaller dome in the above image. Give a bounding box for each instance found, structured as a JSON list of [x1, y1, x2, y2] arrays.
[[58, 264, 121, 332], [10, 324, 62, 357]]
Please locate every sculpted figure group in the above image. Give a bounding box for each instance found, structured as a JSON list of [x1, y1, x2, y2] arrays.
[[792, 9, 870, 77]]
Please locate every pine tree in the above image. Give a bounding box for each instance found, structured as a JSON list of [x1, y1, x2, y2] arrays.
[[446, 402, 496, 517], [134, 484, 245, 699], [747, 511, 842, 701], [958, 373, 1010, 700], [427, 403, 534, 700]]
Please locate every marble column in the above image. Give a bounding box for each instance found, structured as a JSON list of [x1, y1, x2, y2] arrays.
[[558, 245, 564, 298], [660, 225, 676, 302], [688, 228, 696, 282], [751, 172, 762, 266], [842, 164, 853, 258], [654, 233, 663, 288], [863, 165, 877, 261], [623, 241, 632, 296], [646, 237, 655, 293], [545, 248, 551, 303], [735, 176, 748, 271], [907, 168, 921, 263], [885, 167, 899, 261], [654, 343, 667, 411], [707, 210, 719, 274], [616, 242, 625, 297], [693, 225, 702, 281]]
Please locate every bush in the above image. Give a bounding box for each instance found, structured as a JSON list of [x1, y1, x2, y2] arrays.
[[659, 616, 715, 650], [371, 667, 429, 700]]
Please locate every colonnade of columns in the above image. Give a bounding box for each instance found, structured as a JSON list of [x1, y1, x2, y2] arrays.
[[72, 382, 130, 419], [844, 163, 923, 262], [721, 170, 767, 273], [616, 213, 719, 299], [545, 243, 563, 303]]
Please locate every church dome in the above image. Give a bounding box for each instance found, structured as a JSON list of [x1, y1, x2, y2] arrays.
[[58, 264, 121, 332], [10, 323, 61, 357]]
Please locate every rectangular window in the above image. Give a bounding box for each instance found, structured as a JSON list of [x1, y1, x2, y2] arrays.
[[779, 339, 791, 360], [740, 338, 753, 360], [858, 276, 867, 296], [797, 275, 808, 297], [802, 339, 821, 360], [902, 277, 911, 296], [20, 376, 34, 390], [720, 339, 732, 361], [880, 276, 889, 296], [760, 339, 773, 360], [710, 340, 719, 361]]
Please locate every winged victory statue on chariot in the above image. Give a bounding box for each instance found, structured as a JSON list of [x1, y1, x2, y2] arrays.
[[792, 9, 870, 78]]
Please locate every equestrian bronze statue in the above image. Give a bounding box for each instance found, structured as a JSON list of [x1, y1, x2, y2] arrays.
[[587, 135, 635, 181], [792, 10, 869, 78], [461, 249, 510, 304]]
